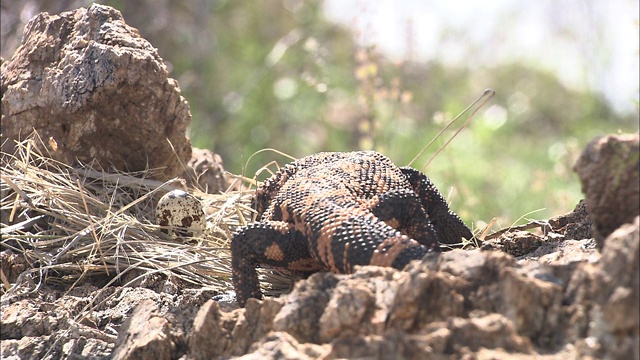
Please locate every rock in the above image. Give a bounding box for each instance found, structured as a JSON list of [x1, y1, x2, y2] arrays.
[[319, 267, 401, 340], [183, 148, 235, 194], [189, 300, 237, 359], [424, 249, 564, 349], [111, 300, 174, 360], [444, 313, 533, 354], [590, 217, 639, 358], [323, 333, 435, 359], [548, 199, 592, 240], [188, 298, 283, 359], [318, 278, 377, 341], [573, 133, 639, 248], [272, 270, 340, 344], [0, 293, 115, 359], [0, 249, 27, 284], [0, 282, 211, 360], [0, 4, 191, 181], [497, 231, 545, 257], [3, 193, 638, 359], [1, 299, 52, 339], [480, 200, 594, 259], [178, 210, 638, 359], [498, 267, 563, 347], [387, 263, 467, 330], [110, 295, 202, 360], [240, 331, 327, 360], [566, 216, 639, 359]]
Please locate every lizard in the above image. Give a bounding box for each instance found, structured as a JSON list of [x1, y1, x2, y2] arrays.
[[231, 151, 473, 306]]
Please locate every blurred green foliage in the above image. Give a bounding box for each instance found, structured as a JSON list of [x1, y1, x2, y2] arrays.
[[2, 0, 637, 229]]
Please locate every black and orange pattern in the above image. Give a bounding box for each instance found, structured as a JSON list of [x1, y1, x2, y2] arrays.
[[231, 151, 473, 306]]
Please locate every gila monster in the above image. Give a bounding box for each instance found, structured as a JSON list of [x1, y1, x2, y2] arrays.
[[231, 151, 473, 306]]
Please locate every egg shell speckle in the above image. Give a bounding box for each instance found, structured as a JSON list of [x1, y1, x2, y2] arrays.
[[156, 189, 205, 238]]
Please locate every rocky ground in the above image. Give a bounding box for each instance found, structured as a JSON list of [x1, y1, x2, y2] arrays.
[[2, 199, 638, 359], [1, 4, 639, 360]]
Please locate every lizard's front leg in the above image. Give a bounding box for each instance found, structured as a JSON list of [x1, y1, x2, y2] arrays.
[[231, 221, 318, 306]]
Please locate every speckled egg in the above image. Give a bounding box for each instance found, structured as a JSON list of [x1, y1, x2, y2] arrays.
[[156, 189, 205, 238]]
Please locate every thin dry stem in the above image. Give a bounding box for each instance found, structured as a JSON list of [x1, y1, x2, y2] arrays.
[[0, 132, 290, 304]]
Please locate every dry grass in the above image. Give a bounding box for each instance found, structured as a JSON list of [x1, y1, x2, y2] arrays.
[[0, 132, 291, 301], [0, 130, 496, 308]]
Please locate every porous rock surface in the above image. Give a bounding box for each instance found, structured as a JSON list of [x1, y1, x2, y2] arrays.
[[183, 148, 236, 194], [0, 4, 192, 180], [574, 133, 639, 249], [110, 213, 638, 360]]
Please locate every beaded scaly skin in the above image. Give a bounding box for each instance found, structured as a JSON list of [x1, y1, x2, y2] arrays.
[[231, 151, 473, 306]]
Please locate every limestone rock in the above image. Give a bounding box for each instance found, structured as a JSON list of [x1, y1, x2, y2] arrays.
[[0, 4, 192, 180]]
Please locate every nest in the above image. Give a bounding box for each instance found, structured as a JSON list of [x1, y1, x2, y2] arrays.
[[1, 132, 291, 303]]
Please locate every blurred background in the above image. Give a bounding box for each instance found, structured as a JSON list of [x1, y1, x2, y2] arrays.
[[2, 0, 638, 230]]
